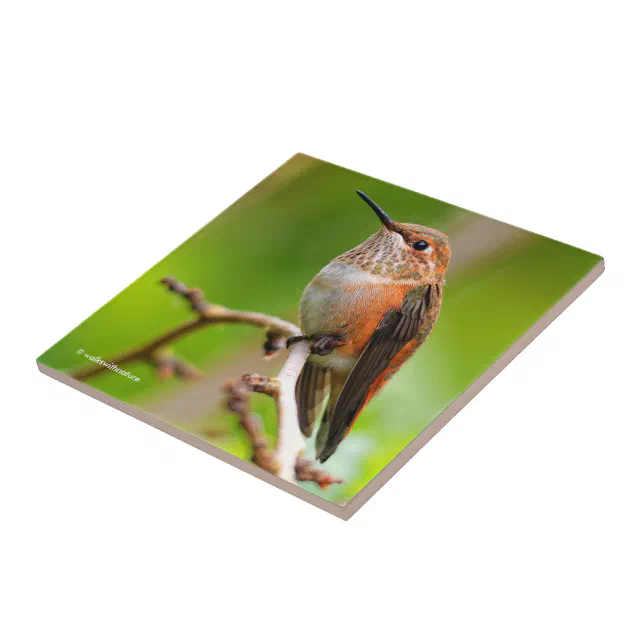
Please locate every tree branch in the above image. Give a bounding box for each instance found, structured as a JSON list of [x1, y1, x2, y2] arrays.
[[68, 276, 342, 488], [225, 360, 343, 488], [239, 341, 308, 482], [69, 276, 300, 381], [223, 380, 280, 475]]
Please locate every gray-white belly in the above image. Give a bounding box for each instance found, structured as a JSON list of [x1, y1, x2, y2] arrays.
[[299, 262, 371, 336]]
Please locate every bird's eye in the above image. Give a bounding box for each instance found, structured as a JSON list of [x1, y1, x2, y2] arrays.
[[412, 240, 429, 251]]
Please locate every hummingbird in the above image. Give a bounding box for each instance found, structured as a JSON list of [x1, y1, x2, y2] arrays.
[[292, 190, 451, 463]]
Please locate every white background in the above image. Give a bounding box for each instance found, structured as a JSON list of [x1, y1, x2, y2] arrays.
[[1, 2, 642, 642]]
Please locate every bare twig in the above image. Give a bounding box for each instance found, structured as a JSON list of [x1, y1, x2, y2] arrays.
[[69, 276, 300, 381], [224, 364, 344, 488], [151, 348, 203, 381], [68, 276, 341, 488], [295, 458, 343, 489], [224, 380, 280, 474], [271, 341, 310, 482]]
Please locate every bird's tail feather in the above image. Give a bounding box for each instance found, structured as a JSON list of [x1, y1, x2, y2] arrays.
[[315, 371, 348, 460], [295, 360, 329, 437]]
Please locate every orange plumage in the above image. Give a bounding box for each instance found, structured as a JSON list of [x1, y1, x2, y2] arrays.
[[294, 191, 450, 462]]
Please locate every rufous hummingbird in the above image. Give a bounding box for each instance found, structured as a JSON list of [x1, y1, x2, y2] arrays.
[[292, 190, 451, 463]]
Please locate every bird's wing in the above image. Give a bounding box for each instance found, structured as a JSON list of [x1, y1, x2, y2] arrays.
[[318, 283, 441, 463], [295, 360, 329, 437]]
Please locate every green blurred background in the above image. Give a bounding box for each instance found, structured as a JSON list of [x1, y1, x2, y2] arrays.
[[38, 154, 602, 505]]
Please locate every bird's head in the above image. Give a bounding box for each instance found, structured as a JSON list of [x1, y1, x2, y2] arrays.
[[335, 190, 450, 282]]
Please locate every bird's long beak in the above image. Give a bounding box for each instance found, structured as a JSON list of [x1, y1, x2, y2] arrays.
[[356, 190, 399, 233]]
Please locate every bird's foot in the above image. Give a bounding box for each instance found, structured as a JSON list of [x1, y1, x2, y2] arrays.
[[286, 335, 309, 349], [286, 334, 345, 356], [310, 335, 345, 356]]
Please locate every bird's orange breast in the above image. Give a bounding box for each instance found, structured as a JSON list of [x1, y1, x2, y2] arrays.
[[332, 281, 410, 357], [299, 263, 414, 362]]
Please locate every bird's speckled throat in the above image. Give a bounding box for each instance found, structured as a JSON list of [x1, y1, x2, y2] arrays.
[[334, 225, 449, 282]]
